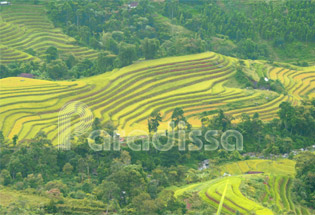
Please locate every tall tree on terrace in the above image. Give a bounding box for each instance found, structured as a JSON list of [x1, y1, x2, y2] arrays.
[[46, 60, 68, 80], [148, 111, 162, 134], [92, 117, 102, 131], [45, 46, 59, 62], [96, 52, 116, 74], [118, 43, 137, 67], [210, 109, 233, 131], [279, 102, 296, 133], [141, 38, 160, 60], [0, 131, 4, 144], [12, 135, 18, 146], [237, 113, 264, 152], [172, 108, 186, 128]]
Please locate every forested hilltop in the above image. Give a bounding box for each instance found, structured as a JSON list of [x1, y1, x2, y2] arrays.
[[47, 0, 315, 65]]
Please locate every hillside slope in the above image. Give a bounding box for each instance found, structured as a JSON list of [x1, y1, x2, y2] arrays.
[[0, 3, 98, 64], [0, 52, 314, 145], [174, 159, 313, 215]]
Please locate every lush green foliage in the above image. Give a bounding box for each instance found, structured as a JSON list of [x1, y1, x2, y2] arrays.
[[46, 0, 315, 65], [170, 0, 315, 60], [292, 152, 315, 208]]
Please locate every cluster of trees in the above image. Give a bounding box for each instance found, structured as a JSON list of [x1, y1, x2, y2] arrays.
[[0, 46, 119, 80], [45, 0, 315, 63], [46, 0, 205, 65], [189, 0, 314, 42], [293, 152, 315, 208], [240, 100, 315, 154], [169, 0, 314, 60], [44, 0, 314, 69], [200, 100, 315, 154], [0, 132, 188, 214]]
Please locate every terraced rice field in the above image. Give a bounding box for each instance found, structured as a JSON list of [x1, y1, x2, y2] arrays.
[[203, 176, 273, 215], [220, 159, 296, 176], [226, 65, 315, 122], [260, 175, 310, 215], [0, 52, 314, 145], [268, 66, 315, 101], [175, 176, 274, 215], [174, 160, 312, 215], [0, 44, 40, 64], [0, 3, 98, 63]]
